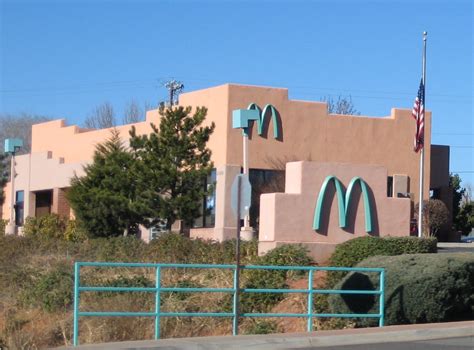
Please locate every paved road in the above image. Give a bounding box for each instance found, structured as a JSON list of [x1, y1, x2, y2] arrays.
[[437, 246, 474, 254], [292, 336, 474, 350]]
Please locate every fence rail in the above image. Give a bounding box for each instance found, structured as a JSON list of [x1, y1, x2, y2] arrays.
[[73, 262, 385, 346]]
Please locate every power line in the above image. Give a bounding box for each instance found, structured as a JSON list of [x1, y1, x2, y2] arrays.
[[1, 77, 472, 103]]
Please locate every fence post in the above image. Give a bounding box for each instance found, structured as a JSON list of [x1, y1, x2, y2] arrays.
[[155, 266, 161, 339], [232, 266, 239, 336], [307, 269, 314, 332], [73, 262, 80, 346], [379, 269, 385, 327]]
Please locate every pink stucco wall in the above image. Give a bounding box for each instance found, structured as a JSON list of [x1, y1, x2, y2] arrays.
[[3, 84, 431, 246], [1, 152, 85, 221], [259, 161, 411, 262]]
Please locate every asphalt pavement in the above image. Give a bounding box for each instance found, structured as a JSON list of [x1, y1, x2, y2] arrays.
[[437, 242, 474, 254], [291, 337, 473, 350]]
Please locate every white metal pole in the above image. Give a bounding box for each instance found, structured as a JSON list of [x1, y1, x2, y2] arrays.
[[242, 132, 251, 229], [7, 153, 16, 234], [418, 31, 427, 238], [418, 149, 424, 238]]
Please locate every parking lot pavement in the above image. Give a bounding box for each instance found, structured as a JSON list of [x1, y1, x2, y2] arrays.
[[292, 336, 473, 350], [437, 242, 474, 254]]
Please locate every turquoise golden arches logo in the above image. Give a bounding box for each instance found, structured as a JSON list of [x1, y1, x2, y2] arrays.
[[247, 103, 280, 139], [313, 176, 373, 233]]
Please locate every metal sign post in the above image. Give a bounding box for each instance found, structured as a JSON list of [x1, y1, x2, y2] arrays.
[[230, 173, 252, 335], [233, 175, 241, 335]]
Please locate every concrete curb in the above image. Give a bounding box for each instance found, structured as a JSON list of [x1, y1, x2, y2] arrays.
[[438, 242, 474, 248], [66, 321, 474, 349]]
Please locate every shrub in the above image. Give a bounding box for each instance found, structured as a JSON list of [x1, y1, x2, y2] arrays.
[[328, 253, 474, 326], [64, 219, 89, 242], [241, 244, 314, 313], [91, 236, 147, 262], [23, 264, 74, 313], [244, 320, 279, 335], [327, 236, 437, 287], [23, 214, 68, 239], [94, 274, 154, 298], [0, 219, 7, 236], [145, 233, 258, 264]]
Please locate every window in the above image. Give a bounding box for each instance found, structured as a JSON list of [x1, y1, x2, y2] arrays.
[[387, 176, 393, 197], [15, 191, 24, 226], [193, 169, 216, 228], [430, 188, 441, 199], [149, 221, 168, 240], [35, 190, 52, 217]]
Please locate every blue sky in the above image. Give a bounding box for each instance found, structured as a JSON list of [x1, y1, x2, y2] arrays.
[[1, 0, 472, 185]]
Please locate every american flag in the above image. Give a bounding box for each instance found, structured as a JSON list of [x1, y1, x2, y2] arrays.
[[412, 79, 425, 152]]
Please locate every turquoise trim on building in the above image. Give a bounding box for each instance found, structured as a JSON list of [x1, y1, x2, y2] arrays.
[[313, 175, 373, 233], [313, 176, 347, 230], [72, 262, 384, 346], [345, 177, 373, 232], [247, 103, 280, 139]]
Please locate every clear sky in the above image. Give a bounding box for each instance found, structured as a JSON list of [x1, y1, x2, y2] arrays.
[[1, 0, 473, 185]]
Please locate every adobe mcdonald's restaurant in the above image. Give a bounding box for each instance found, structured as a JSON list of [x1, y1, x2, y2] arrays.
[[1, 84, 453, 262]]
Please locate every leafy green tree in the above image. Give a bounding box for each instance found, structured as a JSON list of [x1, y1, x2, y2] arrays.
[[68, 130, 141, 237], [456, 201, 474, 235], [129, 106, 215, 230], [450, 174, 465, 223]]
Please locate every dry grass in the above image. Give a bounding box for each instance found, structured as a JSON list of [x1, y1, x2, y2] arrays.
[[0, 234, 338, 348]]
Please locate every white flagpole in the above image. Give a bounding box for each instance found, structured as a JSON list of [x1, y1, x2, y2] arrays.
[[418, 31, 427, 238]]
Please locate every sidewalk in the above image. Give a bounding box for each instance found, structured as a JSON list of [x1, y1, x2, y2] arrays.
[[67, 320, 474, 349]]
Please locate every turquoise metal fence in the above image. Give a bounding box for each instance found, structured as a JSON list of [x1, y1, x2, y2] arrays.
[[73, 262, 385, 346]]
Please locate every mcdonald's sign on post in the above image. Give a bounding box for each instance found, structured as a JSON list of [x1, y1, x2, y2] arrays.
[[258, 161, 411, 263]]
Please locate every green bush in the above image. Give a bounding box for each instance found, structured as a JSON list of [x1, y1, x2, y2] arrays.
[[241, 244, 314, 313], [0, 219, 7, 236], [89, 236, 147, 262], [92, 274, 154, 298], [328, 253, 474, 326], [23, 214, 68, 239], [23, 264, 74, 313], [244, 320, 279, 335], [64, 219, 89, 242], [145, 233, 258, 264], [145, 233, 194, 263], [327, 236, 437, 287]]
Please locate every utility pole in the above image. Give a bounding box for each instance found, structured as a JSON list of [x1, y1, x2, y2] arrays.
[[164, 80, 184, 106]]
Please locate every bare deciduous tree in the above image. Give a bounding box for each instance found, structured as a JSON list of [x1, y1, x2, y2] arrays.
[[415, 199, 450, 237], [122, 100, 143, 125], [322, 95, 360, 115], [0, 113, 51, 153], [84, 102, 116, 129], [0, 113, 51, 205]]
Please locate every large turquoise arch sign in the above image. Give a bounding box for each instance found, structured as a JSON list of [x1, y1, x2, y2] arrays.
[[313, 175, 373, 233], [247, 103, 280, 139]]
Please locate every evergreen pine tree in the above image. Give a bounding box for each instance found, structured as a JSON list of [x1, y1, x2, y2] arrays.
[[130, 105, 215, 230], [68, 130, 141, 237]]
